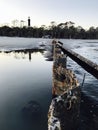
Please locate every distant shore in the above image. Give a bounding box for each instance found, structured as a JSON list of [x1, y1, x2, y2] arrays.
[[0, 24, 98, 39]]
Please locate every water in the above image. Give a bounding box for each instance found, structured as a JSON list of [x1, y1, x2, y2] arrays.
[[0, 42, 52, 130], [0, 37, 98, 130]]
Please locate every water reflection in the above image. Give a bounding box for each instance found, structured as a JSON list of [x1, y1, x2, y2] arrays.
[[0, 49, 52, 130], [0, 48, 45, 61], [22, 100, 42, 120]]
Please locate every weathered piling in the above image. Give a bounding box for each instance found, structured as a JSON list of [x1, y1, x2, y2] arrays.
[[48, 41, 80, 130]]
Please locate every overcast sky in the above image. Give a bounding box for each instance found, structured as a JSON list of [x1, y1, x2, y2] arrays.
[[0, 0, 98, 29]]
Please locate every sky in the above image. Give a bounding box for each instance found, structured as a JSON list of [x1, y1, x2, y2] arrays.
[[0, 0, 98, 29]]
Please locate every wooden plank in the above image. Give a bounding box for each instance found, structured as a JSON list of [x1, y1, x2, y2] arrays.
[[58, 41, 98, 79]]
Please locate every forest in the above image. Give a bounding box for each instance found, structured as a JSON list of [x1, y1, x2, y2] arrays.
[[0, 21, 98, 39]]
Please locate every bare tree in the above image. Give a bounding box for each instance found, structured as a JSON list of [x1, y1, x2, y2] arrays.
[[12, 19, 19, 27]]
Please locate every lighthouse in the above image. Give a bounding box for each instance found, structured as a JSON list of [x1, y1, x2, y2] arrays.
[[28, 17, 31, 27]]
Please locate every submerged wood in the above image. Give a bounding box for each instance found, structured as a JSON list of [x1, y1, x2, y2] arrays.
[[48, 41, 80, 130]]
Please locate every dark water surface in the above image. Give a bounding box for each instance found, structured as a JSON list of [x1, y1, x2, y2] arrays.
[[0, 37, 98, 130], [0, 50, 52, 130]]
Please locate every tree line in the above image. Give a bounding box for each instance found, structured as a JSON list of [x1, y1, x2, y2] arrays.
[[0, 21, 98, 39]]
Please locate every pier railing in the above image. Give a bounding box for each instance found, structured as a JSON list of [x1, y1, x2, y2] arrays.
[[56, 41, 98, 79]]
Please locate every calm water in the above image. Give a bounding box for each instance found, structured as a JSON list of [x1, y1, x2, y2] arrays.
[[0, 37, 98, 130]]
